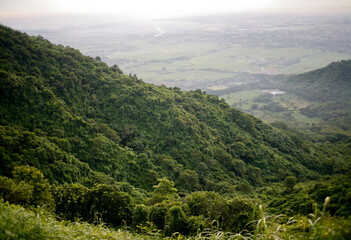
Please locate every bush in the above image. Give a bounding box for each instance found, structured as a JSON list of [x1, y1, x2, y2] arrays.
[[187, 215, 206, 235], [133, 204, 149, 226], [148, 202, 169, 229], [52, 183, 88, 221], [221, 198, 259, 232], [84, 184, 133, 226], [0, 176, 33, 205], [165, 206, 188, 235], [186, 191, 227, 221], [284, 176, 297, 191], [12, 165, 55, 210]]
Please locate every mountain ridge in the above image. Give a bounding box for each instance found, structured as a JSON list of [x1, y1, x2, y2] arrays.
[[281, 60, 351, 102]]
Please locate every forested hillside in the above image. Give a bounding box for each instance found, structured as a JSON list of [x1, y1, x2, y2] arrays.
[[211, 60, 351, 142], [282, 60, 351, 102], [0, 25, 350, 239], [277, 60, 351, 141]]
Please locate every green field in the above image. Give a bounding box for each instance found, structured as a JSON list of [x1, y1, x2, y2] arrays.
[[105, 40, 351, 88], [222, 89, 263, 108], [222, 89, 323, 130]]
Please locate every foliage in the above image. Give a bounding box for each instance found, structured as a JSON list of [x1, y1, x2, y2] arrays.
[[0, 165, 54, 210], [53, 183, 133, 226], [51, 183, 88, 221], [186, 191, 227, 221], [267, 175, 351, 217], [149, 178, 180, 204], [2, 198, 350, 240], [284, 176, 297, 191], [132, 204, 149, 226], [0, 200, 145, 240], [165, 205, 188, 235], [85, 184, 133, 226], [221, 198, 259, 232], [0, 176, 33, 206]]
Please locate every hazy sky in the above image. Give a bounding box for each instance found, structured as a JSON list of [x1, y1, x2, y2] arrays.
[[1, 0, 351, 20]]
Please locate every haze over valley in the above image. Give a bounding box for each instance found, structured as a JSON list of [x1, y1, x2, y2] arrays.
[[4, 14, 350, 90]]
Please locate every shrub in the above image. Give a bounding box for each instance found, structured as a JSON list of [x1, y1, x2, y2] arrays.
[[284, 176, 297, 191], [133, 204, 149, 226]]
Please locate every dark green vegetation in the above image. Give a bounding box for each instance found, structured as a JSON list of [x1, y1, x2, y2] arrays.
[[0, 25, 350, 239]]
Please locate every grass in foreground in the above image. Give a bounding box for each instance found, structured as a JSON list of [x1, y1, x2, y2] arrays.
[[0, 200, 142, 240], [1, 198, 350, 240]]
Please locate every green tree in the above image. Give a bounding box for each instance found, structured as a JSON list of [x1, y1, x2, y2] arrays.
[[110, 64, 123, 74], [149, 178, 179, 204], [187, 215, 206, 235], [133, 204, 149, 226], [284, 176, 297, 191], [186, 191, 227, 221], [12, 165, 55, 210], [177, 169, 199, 191], [84, 184, 133, 226], [247, 165, 262, 186], [165, 205, 188, 235], [52, 183, 88, 221], [0, 176, 33, 205], [222, 198, 259, 232], [148, 202, 169, 229], [230, 159, 246, 176], [230, 142, 246, 157]]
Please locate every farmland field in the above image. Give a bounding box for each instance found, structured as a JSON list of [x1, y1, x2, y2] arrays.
[[106, 42, 350, 88], [221, 89, 324, 132]]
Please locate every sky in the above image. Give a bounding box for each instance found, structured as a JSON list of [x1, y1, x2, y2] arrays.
[[1, 0, 351, 20]]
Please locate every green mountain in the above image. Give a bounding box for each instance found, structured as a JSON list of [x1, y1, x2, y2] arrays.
[[212, 60, 351, 142], [278, 60, 351, 140], [0, 24, 348, 192], [282, 60, 351, 103]]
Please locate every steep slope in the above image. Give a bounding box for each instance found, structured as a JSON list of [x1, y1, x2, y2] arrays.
[[0, 25, 347, 192]]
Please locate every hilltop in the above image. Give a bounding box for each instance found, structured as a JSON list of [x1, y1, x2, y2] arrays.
[[282, 60, 351, 102]]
